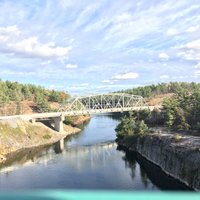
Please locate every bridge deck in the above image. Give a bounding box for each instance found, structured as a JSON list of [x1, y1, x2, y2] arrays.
[[0, 106, 160, 121]]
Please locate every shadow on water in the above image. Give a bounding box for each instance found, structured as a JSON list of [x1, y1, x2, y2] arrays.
[[120, 150, 193, 191]]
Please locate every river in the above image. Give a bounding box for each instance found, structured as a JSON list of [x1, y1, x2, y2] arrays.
[[0, 114, 190, 190]]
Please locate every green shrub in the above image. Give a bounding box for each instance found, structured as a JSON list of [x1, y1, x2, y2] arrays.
[[43, 134, 52, 139]]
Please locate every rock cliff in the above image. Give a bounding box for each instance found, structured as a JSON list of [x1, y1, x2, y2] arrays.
[[118, 133, 200, 190]]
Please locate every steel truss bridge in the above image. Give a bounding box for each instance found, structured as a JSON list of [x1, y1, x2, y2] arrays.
[[59, 93, 153, 116], [0, 93, 158, 132]]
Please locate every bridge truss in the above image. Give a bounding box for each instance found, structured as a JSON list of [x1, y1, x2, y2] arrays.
[[59, 93, 148, 116]]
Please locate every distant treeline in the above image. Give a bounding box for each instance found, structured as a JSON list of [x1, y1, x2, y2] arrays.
[[0, 79, 69, 112], [119, 82, 200, 97]]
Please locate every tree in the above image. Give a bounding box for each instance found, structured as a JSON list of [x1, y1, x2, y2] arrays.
[[59, 91, 70, 103], [162, 97, 179, 128], [134, 120, 148, 135], [0, 91, 9, 104], [173, 108, 190, 131], [137, 109, 151, 121], [115, 117, 149, 139], [35, 93, 50, 112], [115, 116, 136, 139], [21, 85, 32, 100], [48, 90, 60, 102]]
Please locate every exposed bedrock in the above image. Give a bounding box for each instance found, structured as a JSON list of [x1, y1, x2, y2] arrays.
[[118, 133, 200, 190]]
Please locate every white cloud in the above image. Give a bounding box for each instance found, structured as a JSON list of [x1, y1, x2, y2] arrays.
[[79, 83, 89, 86], [41, 60, 51, 65], [115, 13, 132, 22], [100, 72, 139, 86], [112, 72, 139, 80], [104, 12, 162, 48], [166, 26, 199, 38], [177, 51, 195, 60], [75, 3, 100, 28], [172, 75, 193, 79], [66, 63, 78, 69], [48, 84, 66, 90], [158, 52, 169, 60], [194, 63, 200, 69], [166, 28, 179, 36], [69, 83, 89, 90], [186, 26, 199, 33], [184, 39, 200, 50], [0, 26, 71, 59], [0, 25, 21, 36], [101, 79, 114, 84], [160, 75, 169, 79], [0, 69, 35, 76], [71, 83, 89, 87], [178, 39, 200, 61], [194, 70, 200, 77]]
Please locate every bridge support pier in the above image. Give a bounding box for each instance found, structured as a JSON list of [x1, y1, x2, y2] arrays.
[[53, 114, 65, 133]]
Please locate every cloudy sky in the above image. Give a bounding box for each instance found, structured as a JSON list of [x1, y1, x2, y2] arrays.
[[0, 0, 200, 95]]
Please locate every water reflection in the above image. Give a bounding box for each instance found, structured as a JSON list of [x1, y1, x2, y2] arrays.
[[0, 141, 190, 190], [0, 115, 191, 190], [0, 142, 117, 174], [54, 138, 65, 154]]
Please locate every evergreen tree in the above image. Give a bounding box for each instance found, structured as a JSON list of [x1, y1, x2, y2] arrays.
[[35, 93, 50, 112], [135, 120, 148, 135]]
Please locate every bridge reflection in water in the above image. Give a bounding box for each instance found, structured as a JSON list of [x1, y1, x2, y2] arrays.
[[0, 141, 118, 174]]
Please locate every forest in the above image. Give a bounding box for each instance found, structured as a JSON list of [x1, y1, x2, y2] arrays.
[[116, 82, 200, 139], [119, 82, 200, 97], [0, 79, 69, 113]]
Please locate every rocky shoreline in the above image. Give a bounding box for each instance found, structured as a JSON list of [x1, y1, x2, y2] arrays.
[[117, 131, 200, 191]]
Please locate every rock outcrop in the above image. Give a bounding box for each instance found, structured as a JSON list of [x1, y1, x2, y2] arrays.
[[118, 133, 200, 190]]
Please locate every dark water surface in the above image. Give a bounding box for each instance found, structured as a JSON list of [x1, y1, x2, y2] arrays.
[[0, 115, 190, 190]]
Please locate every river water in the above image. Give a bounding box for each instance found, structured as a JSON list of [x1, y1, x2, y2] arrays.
[[0, 115, 189, 190]]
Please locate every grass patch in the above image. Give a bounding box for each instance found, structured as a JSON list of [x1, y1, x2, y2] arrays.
[[0, 123, 22, 136], [43, 134, 52, 139]]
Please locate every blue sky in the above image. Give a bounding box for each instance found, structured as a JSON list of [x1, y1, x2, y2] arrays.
[[0, 0, 200, 95]]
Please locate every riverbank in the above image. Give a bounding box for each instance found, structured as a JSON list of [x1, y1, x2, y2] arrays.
[[0, 114, 91, 164], [117, 130, 200, 191], [0, 119, 81, 164], [64, 115, 91, 126]]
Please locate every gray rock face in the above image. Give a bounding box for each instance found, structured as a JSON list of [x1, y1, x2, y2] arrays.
[[119, 133, 200, 190]]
